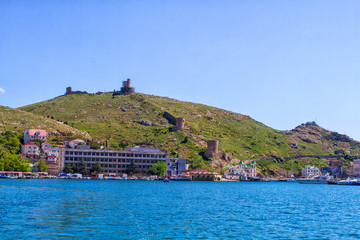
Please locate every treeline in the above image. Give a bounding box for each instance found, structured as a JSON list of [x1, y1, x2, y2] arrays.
[[0, 131, 30, 172]]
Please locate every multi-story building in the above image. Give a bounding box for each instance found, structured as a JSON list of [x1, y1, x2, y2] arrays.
[[302, 165, 320, 177], [224, 160, 257, 180], [21, 142, 40, 158], [166, 158, 188, 176], [63, 147, 167, 175], [24, 129, 47, 143], [44, 147, 60, 162]]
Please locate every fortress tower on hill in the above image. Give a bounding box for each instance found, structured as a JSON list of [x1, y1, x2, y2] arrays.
[[113, 78, 135, 96], [64, 78, 135, 96]]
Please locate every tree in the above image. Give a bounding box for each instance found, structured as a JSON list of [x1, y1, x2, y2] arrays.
[[78, 160, 89, 176], [0, 150, 30, 172], [126, 161, 139, 176], [8, 137, 20, 148], [91, 162, 103, 174], [63, 163, 75, 173], [148, 161, 167, 177], [37, 159, 48, 172]]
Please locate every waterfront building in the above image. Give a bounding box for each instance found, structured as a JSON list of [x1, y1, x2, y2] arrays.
[[185, 170, 221, 181], [24, 129, 47, 143], [166, 158, 188, 176], [349, 159, 360, 177], [302, 165, 320, 177], [63, 146, 167, 175], [224, 160, 257, 179], [21, 142, 40, 158]]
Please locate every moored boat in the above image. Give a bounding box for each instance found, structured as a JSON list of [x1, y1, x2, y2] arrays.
[[337, 177, 360, 185], [170, 176, 191, 181], [297, 175, 329, 184]]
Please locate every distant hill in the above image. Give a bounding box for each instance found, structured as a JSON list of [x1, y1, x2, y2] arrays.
[[0, 105, 91, 141], [18, 93, 360, 170]]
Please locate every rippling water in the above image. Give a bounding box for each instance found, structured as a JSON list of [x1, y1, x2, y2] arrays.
[[1, 180, 360, 239]]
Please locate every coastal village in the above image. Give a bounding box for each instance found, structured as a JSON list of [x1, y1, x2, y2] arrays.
[[2, 79, 360, 185], [3, 127, 360, 185]]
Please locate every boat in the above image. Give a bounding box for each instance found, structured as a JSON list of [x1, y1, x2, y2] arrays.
[[163, 177, 170, 182], [170, 176, 191, 181], [286, 174, 297, 182], [337, 177, 360, 185], [250, 177, 260, 181], [297, 174, 329, 184]]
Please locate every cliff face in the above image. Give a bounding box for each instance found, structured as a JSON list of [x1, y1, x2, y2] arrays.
[[18, 93, 360, 164]]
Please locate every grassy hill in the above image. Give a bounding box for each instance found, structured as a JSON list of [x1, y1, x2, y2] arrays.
[[18, 93, 360, 171], [0, 105, 91, 142]]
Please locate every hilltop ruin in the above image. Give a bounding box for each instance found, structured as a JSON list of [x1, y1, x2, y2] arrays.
[[65, 78, 136, 96]]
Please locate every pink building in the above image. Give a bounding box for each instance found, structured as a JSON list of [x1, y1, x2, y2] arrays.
[[21, 142, 40, 158], [24, 129, 47, 143]]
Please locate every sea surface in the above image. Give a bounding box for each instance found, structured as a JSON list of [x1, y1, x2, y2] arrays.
[[0, 179, 360, 240]]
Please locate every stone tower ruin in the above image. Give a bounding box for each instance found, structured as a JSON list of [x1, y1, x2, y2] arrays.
[[113, 78, 135, 96], [66, 87, 72, 95], [205, 140, 219, 159], [120, 78, 135, 95], [172, 118, 185, 131]]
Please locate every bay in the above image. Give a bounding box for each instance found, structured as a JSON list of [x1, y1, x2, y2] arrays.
[[0, 179, 359, 239]]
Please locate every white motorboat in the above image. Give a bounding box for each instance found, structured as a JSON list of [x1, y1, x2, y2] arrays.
[[297, 175, 329, 184]]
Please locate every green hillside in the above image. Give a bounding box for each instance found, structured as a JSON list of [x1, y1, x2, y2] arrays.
[[0, 105, 91, 141], [18, 93, 360, 170]]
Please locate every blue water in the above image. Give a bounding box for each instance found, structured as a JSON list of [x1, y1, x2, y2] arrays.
[[0, 180, 360, 239]]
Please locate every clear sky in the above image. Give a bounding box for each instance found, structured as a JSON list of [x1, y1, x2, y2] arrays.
[[1, 1, 360, 139]]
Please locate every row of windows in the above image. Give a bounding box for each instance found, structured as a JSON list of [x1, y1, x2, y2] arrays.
[[85, 164, 151, 169], [65, 151, 166, 158], [104, 170, 147, 173], [25, 147, 38, 150], [65, 157, 159, 164]]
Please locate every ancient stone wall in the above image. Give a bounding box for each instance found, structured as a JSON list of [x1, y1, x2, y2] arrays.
[[163, 112, 176, 125], [65, 87, 88, 95]]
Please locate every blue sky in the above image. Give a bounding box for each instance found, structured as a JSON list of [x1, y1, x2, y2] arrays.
[[1, 1, 360, 139]]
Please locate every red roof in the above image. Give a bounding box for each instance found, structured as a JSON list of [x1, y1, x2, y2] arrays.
[[28, 129, 47, 136], [23, 141, 38, 147]]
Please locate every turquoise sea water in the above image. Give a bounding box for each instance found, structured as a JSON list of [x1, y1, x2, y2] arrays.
[[1, 180, 360, 240]]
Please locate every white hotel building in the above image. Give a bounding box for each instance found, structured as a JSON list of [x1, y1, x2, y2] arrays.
[[302, 165, 320, 178], [64, 147, 167, 174]]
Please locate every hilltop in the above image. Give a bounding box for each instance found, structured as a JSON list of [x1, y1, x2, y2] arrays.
[[18, 92, 360, 171], [0, 105, 91, 141]]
